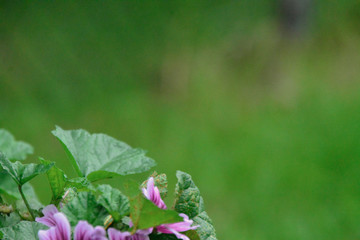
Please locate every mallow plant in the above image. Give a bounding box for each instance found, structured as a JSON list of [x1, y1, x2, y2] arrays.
[[0, 127, 217, 240]]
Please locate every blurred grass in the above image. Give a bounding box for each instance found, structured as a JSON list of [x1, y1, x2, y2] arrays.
[[1, 1, 360, 239]]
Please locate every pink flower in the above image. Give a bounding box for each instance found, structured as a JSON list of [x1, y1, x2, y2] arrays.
[[38, 212, 71, 240], [142, 177, 166, 209], [142, 177, 198, 240], [107, 227, 152, 240], [37, 204, 107, 240]]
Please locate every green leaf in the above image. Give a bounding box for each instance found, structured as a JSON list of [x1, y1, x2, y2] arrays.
[[0, 213, 21, 228], [0, 153, 54, 186], [96, 184, 130, 221], [61, 192, 108, 226], [130, 193, 182, 231], [141, 172, 168, 199], [0, 221, 47, 240], [174, 171, 204, 219], [0, 171, 19, 199], [184, 230, 201, 240], [40, 158, 94, 205], [149, 233, 179, 240], [193, 212, 217, 240], [40, 158, 67, 201], [149, 231, 200, 240], [0, 129, 33, 161], [0, 171, 42, 208], [174, 171, 217, 240], [65, 177, 94, 192], [52, 126, 156, 181]]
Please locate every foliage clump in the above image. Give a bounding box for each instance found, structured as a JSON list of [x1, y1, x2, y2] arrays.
[[0, 128, 217, 240]]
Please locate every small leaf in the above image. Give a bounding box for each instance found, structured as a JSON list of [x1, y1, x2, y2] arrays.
[[0, 129, 33, 161], [52, 126, 156, 181], [174, 171, 204, 219], [40, 158, 67, 201], [61, 192, 108, 226], [96, 184, 130, 221], [130, 193, 182, 231], [0, 221, 47, 240], [0, 153, 54, 186], [40, 158, 95, 205], [174, 171, 217, 240], [184, 230, 201, 240]]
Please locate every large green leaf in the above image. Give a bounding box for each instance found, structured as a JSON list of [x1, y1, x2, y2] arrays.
[[0, 153, 54, 186], [96, 184, 130, 221], [174, 171, 217, 240], [52, 126, 156, 181], [65, 177, 94, 192], [61, 192, 108, 226], [0, 213, 21, 228], [0, 221, 47, 240], [0, 129, 33, 161], [130, 193, 182, 231]]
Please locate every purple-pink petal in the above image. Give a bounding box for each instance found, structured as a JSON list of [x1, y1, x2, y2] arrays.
[[108, 228, 150, 240], [157, 213, 198, 240], [93, 226, 108, 240], [135, 227, 153, 236], [36, 204, 59, 227], [54, 213, 71, 240], [108, 228, 131, 240], [159, 227, 190, 240], [39, 227, 57, 240], [38, 213, 71, 240], [75, 221, 107, 240], [74, 221, 93, 240], [142, 177, 167, 209]]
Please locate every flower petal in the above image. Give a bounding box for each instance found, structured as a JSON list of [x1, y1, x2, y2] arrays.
[[74, 221, 94, 240], [146, 177, 155, 198], [38, 229, 52, 240], [53, 213, 71, 240], [93, 226, 108, 240], [108, 228, 131, 240], [142, 177, 167, 209], [108, 227, 152, 240], [164, 226, 190, 240], [36, 204, 59, 227], [157, 213, 198, 240]]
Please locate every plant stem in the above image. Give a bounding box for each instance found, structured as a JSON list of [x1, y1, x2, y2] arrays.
[[18, 185, 35, 220]]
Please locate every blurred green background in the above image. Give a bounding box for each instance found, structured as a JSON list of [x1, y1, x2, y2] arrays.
[[1, 1, 360, 239]]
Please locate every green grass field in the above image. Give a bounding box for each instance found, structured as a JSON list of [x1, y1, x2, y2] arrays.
[[1, 1, 360, 239]]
